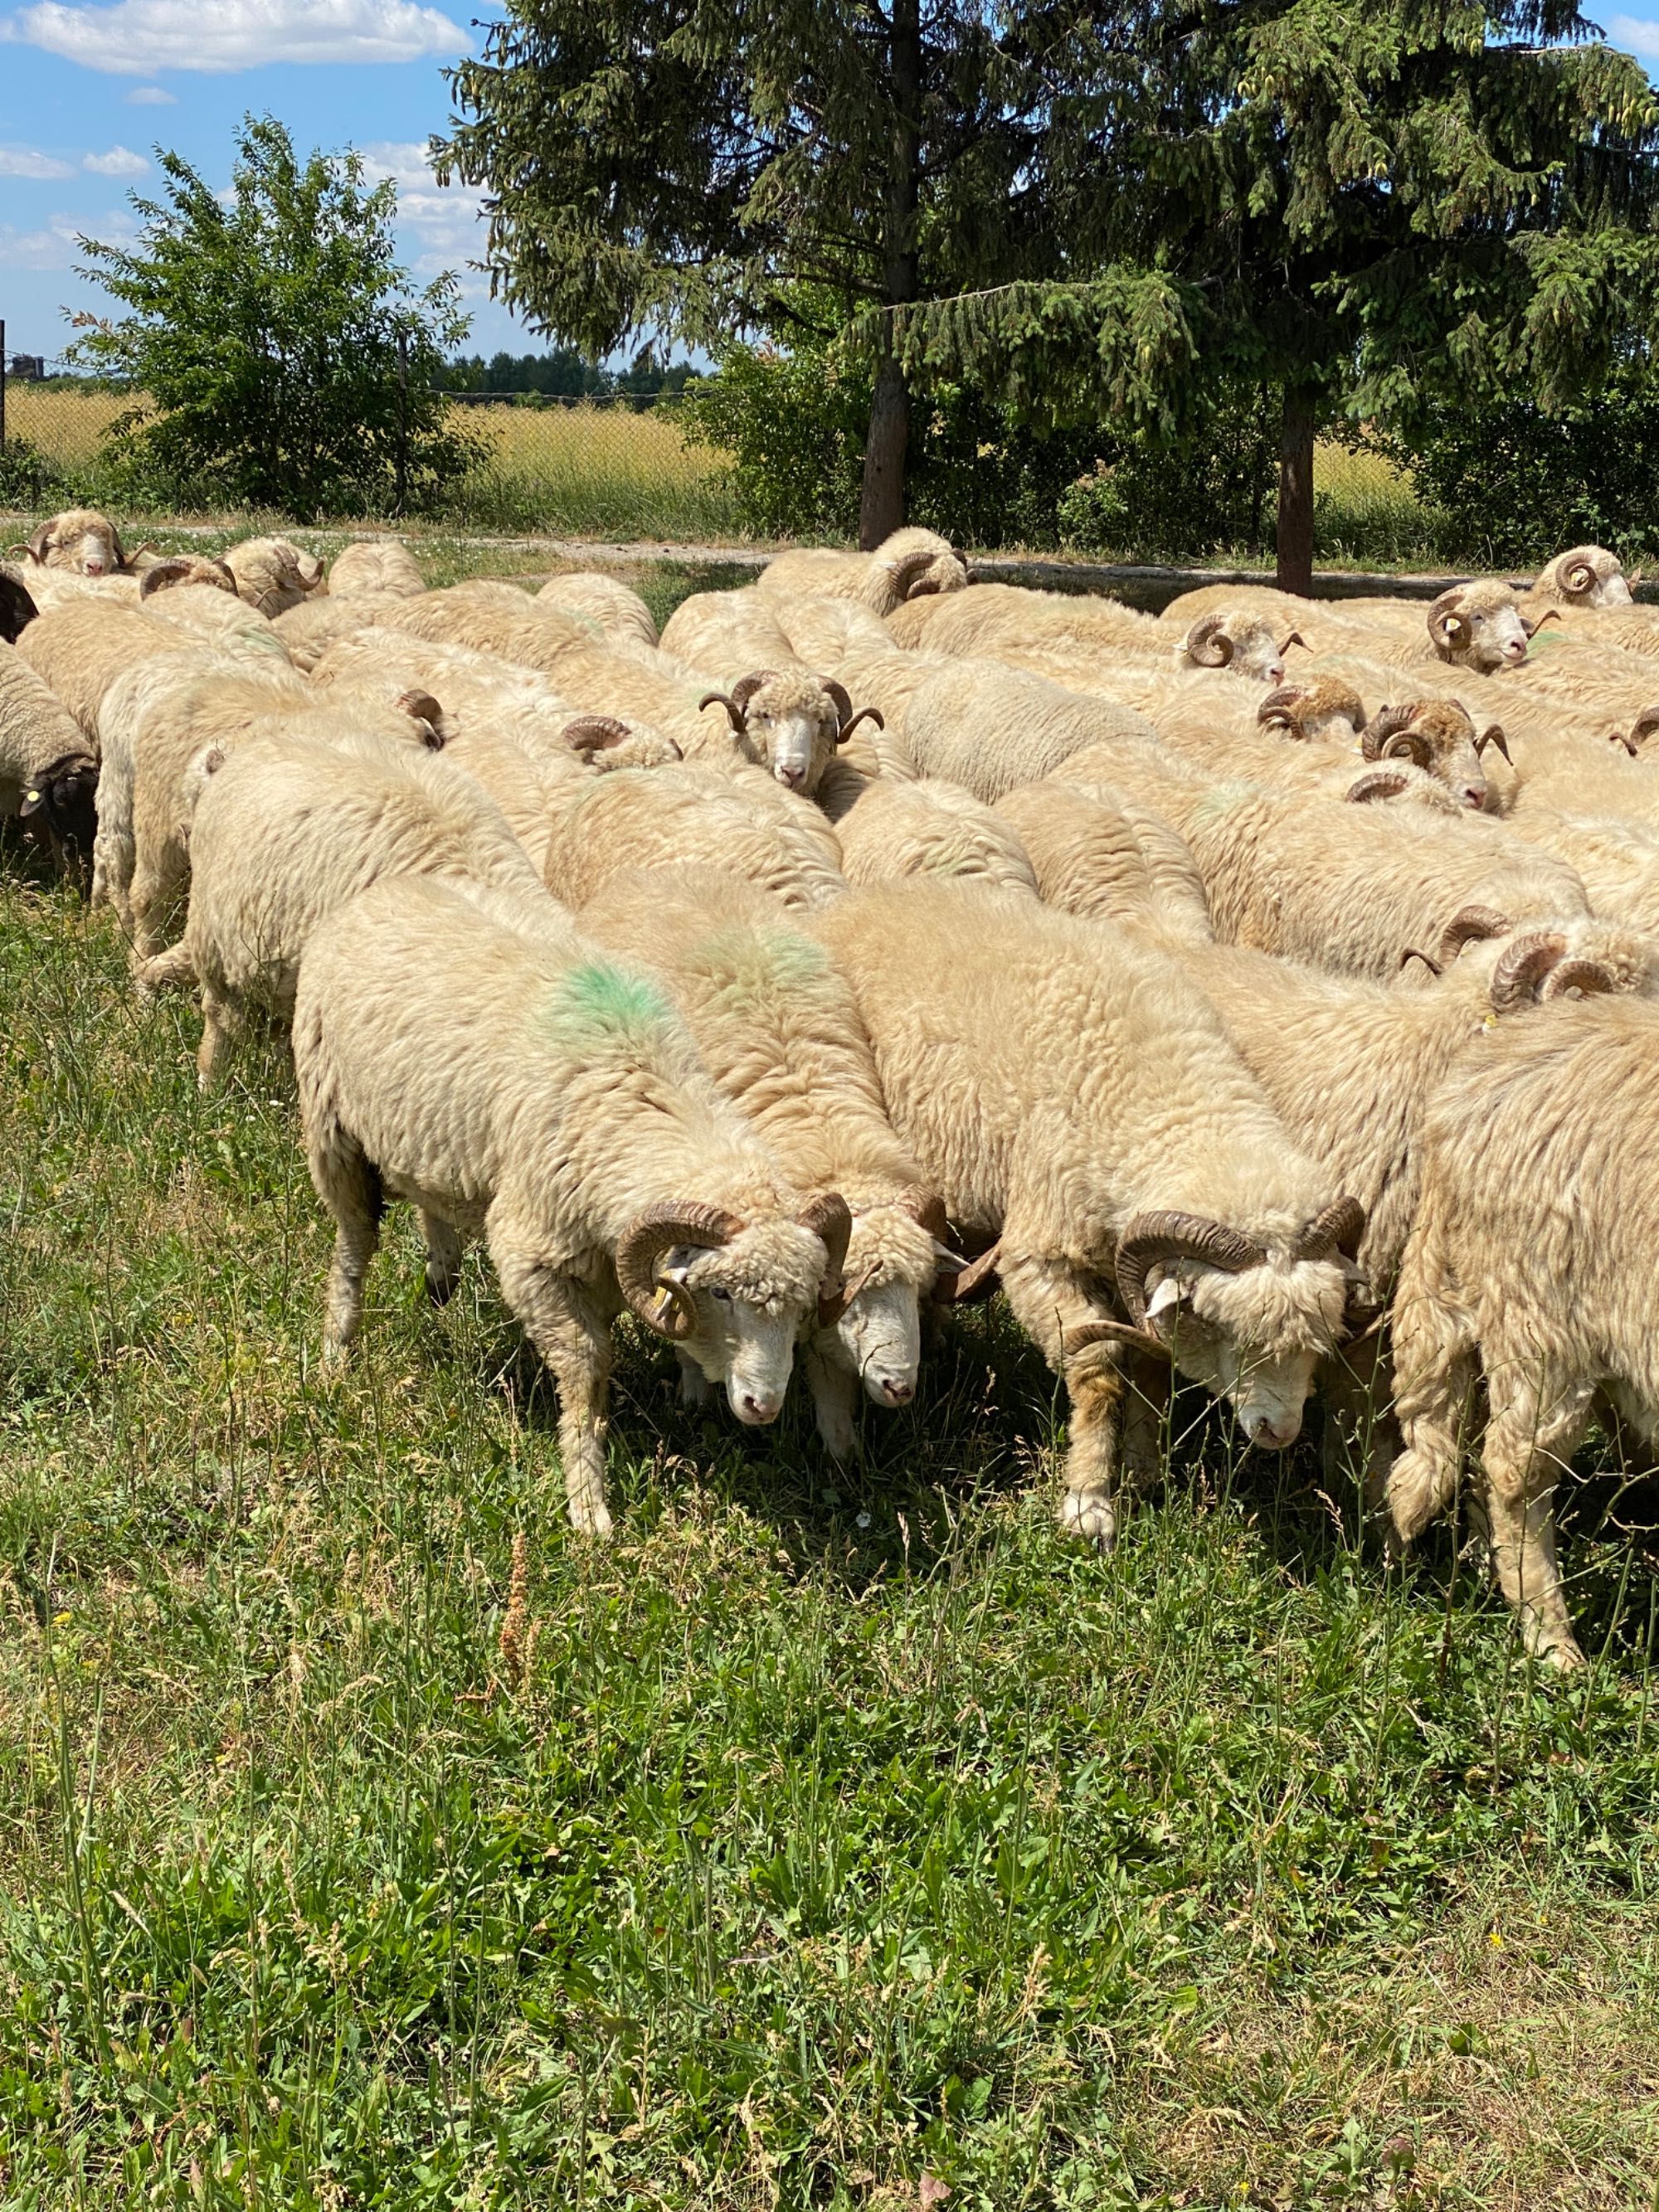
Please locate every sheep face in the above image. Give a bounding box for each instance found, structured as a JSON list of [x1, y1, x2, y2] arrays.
[[1540, 544, 1633, 608], [820, 1203, 939, 1408], [663, 1220, 828, 1424], [703, 671, 871, 795], [1145, 1256, 1350, 1451], [1182, 611, 1303, 684], [1258, 678, 1365, 744], [22, 508, 124, 577], [18, 751, 100, 881], [1427, 582, 1530, 671], [1361, 700, 1491, 809]]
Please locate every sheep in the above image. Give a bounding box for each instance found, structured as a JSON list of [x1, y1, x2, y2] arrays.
[[293, 871, 852, 1534], [329, 538, 426, 599], [1168, 915, 1651, 1491], [1170, 609, 1308, 684], [0, 640, 100, 879], [14, 600, 219, 741], [137, 553, 239, 600], [98, 660, 437, 954], [1525, 543, 1637, 613], [542, 759, 848, 912], [807, 878, 1365, 1541], [659, 587, 798, 676], [759, 527, 969, 620], [1160, 581, 1325, 632], [139, 576, 292, 657], [536, 571, 659, 648], [769, 594, 898, 668], [578, 863, 949, 1453], [136, 723, 548, 1087], [1418, 581, 1539, 673], [1386, 987, 1659, 1668], [992, 777, 1213, 943], [9, 508, 135, 578], [899, 662, 1159, 804], [1, 568, 37, 645], [372, 586, 590, 661], [1053, 745, 1591, 980], [828, 774, 1041, 897], [698, 668, 884, 795], [271, 594, 403, 671], [220, 537, 327, 618], [1338, 699, 1496, 812]]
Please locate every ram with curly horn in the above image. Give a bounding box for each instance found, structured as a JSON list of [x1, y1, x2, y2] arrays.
[[293, 873, 851, 1535], [757, 526, 970, 622], [1527, 542, 1638, 613], [579, 863, 959, 1456], [695, 666, 885, 795], [1175, 609, 1306, 683], [808, 878, 1369, 1545]]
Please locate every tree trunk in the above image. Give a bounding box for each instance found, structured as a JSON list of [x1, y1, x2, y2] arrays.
[[858, 0, 922, 552], [1277, 386, 1316, 594], [859, 353, 910, 548]]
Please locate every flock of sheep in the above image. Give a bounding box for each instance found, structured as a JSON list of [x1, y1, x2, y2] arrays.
[[6, 508, 1659, 1672]]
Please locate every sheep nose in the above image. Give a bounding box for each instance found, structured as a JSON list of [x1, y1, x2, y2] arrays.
[[878, 1377, 914, 1406], [1505, 639, 1527, 660], [775, 763, 805, 788], [738, 1390, 781, 1424], [1462, 785, 1486, 809], [1249, 1412, 1299, 1451], [1266, 663, 1285, 684]]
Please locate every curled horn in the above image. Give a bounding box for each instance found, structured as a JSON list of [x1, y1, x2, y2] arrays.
[[1292, 1197, 1365, 1262], [109, 526, 129, 570], [25, 524, 52, 564], [1489, 932, 1569, 1011], [1399, 946, 1443, 978], [1115, 1212, 1266, 1329], [730, 670, 775, 712], [1609, 725, 1641, 758], [1475, 722, 1511, 763], [890, 548, 946, 600], [564, 713, 632, 756], [1280, 630, 1309, 652], [1559, 547, 1600, 598], [899, 1189, 950, 1245], [1543, 957, 1618, 1000], [797, 1193, 854, 1325], [1426, 589, 1468, 656], [698, 689, 748, 732], [1062, 1317, 1171, 1363], [1627, 704, 1659, 752], [837, 706, 884, 746], [1345, 769, 1414, 804], [820, 678, 854, 727], [1438, 904, 1511, 963], [1360, 703, 1415, 759], [1519, 610, 1559, 639], [1257, 685, 1307, 733], [614, 1202, 742, 1339], [139, 555, 234, 599], [1185, 613, 1234, 668]]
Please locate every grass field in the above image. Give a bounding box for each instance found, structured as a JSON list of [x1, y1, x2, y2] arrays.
[[3, 787, 1659, 2204]]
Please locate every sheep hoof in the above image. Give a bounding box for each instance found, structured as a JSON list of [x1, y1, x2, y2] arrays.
[[1530, 1625, 1587, 1674], [1060, 1487, 1117, 1553], [567, 1499, 615, 1541]]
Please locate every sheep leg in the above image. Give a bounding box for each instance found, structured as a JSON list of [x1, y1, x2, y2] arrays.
[[1000, 1250, 1124, 1550], [805, 1334, 859, 1461], [1480, 1354, 1594, 1671], [676, 1349, 714, 1408], [421, 1213, 465, 1305], [196, 985, 240, 1092], [488, 1229, 615, 1540], [1385, 1232, 1478, 1550], [1119, 1349, 1172, 1490], [129, 846, 190, 958], [314, 1142, 384, 1367]]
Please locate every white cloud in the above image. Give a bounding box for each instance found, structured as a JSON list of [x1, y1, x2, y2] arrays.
[[0, 143, 75, 179], [124, 83, 174, 102], [0, 213, 85, 269], [360, 138, 490, 280], [1610, 15, 1659, 58], [82, 143, 148, 175], [2, 0, 469, 74]]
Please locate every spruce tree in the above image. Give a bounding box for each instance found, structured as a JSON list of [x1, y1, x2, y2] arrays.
[[893, 0, 1659, 588], [433, 0, 1067, 545]]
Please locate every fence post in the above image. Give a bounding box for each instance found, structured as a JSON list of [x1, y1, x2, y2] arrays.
[[394, 329, 408, 517], [1, 321, 7, 454]]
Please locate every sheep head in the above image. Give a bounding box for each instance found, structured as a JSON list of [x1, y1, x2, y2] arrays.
[[16, 508, 128, 578], [1611, 703, 1659, 756], [813, 1187, 949, 1419], [1257, 678, 1365, 743], [1112, 1203, 1363, 1451], [1344, 766, 1465, 812], [615, 1195, 849, 1424], [221, 537, 327, 617], [1427, 581, 1530, 672], [862, 527, 970, 615], [1360, 700, 1491, 808], [139, 554, 239, 600], [1182, 610, 1302, 683], [698, 669, 876, 794], [18, 750, 100, 884], [1537, 543, 1634, 609], [1444, 917, 1654, 1009]]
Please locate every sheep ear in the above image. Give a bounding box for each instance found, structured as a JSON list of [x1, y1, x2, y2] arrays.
[[1146, 1276, 1185, 1320], [17, 784, 46, 818]]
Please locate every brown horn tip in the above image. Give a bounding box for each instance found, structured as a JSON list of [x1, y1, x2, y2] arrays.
[[939, 1241, 1000, 1305], [564, 713, 632, 755], [1293, 1196, 1366, 1262], [697, 690, 748, 733], [1345, 769, 1413, 804], [1475, 722, 1511, 763], [1399, 947, 1443, 977]]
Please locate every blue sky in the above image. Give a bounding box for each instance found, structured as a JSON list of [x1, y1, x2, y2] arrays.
[[7, 2, 1659, 368], [0, 0, 542, 362]]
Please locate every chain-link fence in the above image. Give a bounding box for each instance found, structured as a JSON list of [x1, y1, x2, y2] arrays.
[[0, 337, 743, 541]]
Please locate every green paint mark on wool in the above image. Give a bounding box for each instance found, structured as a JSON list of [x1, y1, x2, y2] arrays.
[[543, 960, 675, 1046], [693, 924, 828, 990]]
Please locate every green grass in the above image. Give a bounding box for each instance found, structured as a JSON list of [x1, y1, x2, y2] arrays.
[[3, 855, 1659, 2210]]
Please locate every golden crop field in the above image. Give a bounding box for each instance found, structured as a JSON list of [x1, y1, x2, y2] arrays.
[[4, 383, 134, 464]]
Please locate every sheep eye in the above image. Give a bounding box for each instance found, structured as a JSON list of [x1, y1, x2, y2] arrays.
[[711, 1286, 732, 1304]]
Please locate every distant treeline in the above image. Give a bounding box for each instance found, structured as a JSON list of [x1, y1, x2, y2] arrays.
[[438, 348, 695, 401]]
